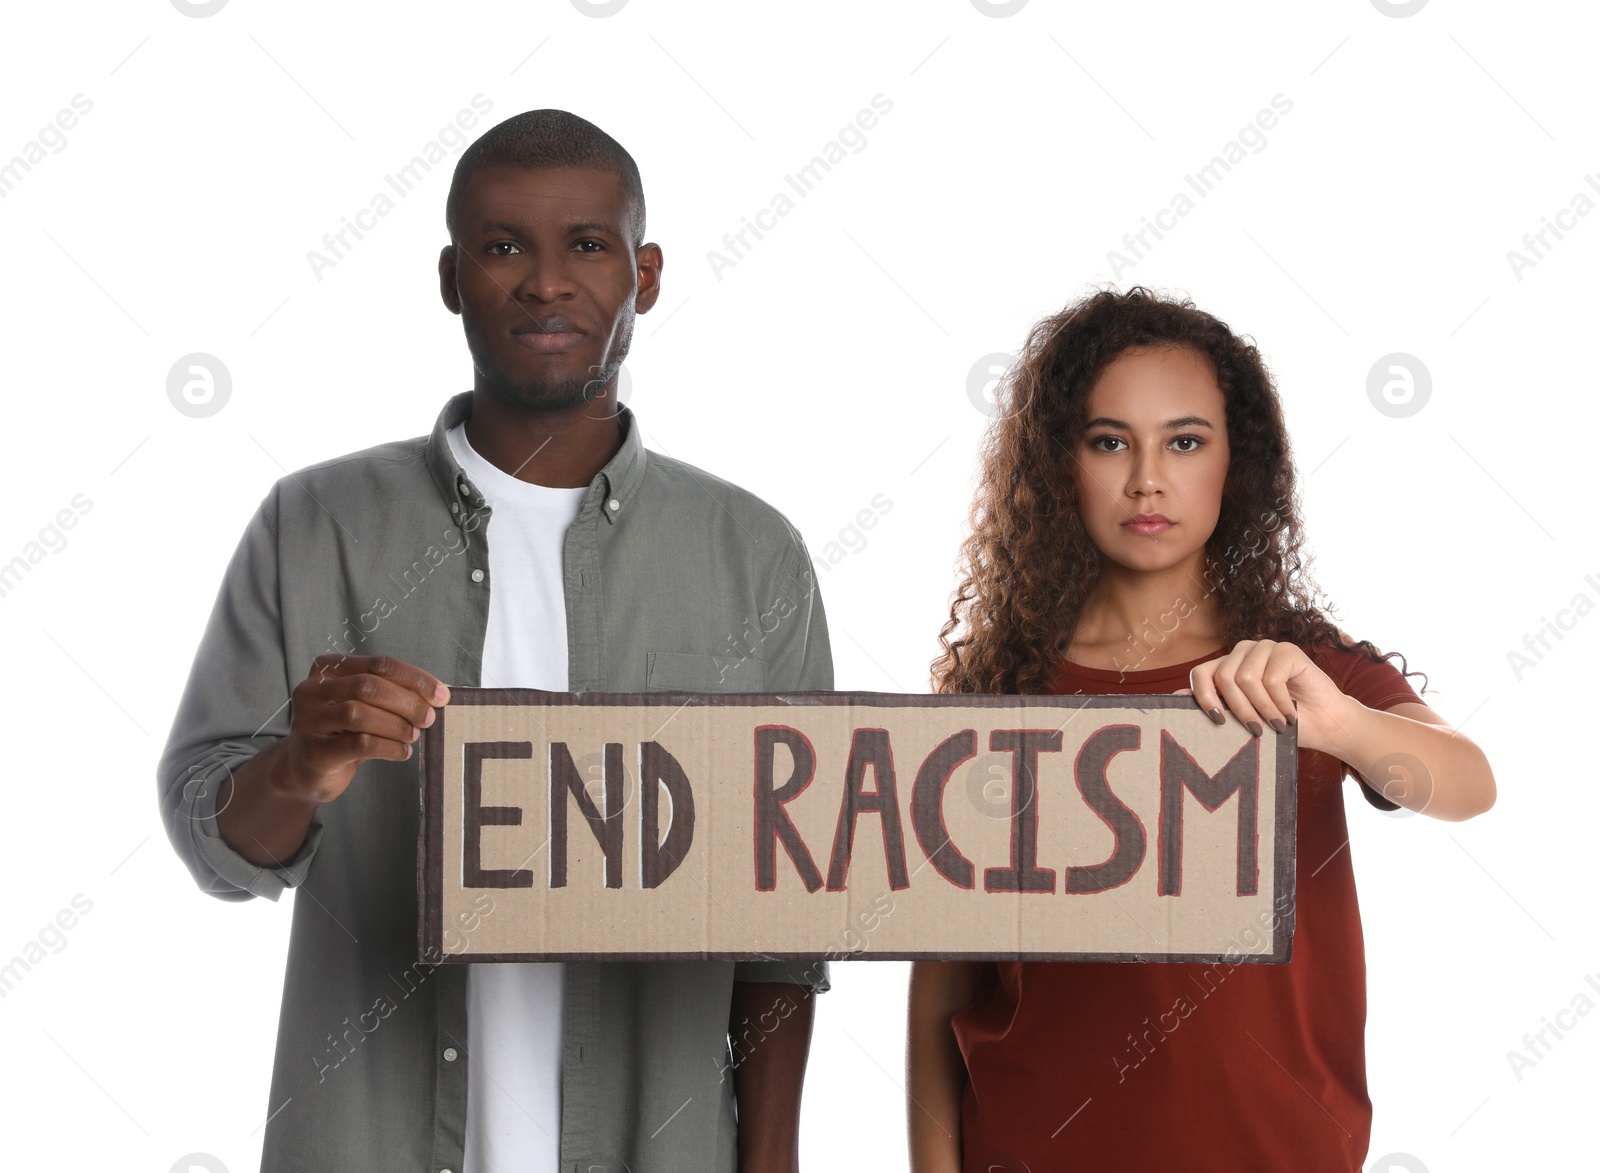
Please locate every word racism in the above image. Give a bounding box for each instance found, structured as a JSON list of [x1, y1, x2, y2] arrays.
[[1505, 568, 1600, 681], [707, 93, 894, 280], [307, 94, 495, 281], [1506, 173, 1599, 281], [459, 722, 1266, 899], [1108, 94, 1294, 279], [1505, 969, 1600, 1082]]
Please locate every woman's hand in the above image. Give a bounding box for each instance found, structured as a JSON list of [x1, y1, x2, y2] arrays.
[[1178, 638, 1496, 820], [1180, 639, 1355, 757]]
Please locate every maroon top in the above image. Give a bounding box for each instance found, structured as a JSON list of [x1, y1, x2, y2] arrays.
[[952, 641, 1424, 1172]]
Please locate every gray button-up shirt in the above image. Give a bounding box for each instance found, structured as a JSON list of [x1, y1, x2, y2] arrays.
[[157, 391, 834, 1173]]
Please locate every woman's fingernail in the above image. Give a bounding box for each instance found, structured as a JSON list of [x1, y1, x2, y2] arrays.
[[1269, 717, 1287, 734], [1247, 720, 1264, 738], [1207, 707, 1225, 725]]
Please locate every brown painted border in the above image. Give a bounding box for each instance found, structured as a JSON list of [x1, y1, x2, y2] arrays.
[[418, 689, 1299, 964]]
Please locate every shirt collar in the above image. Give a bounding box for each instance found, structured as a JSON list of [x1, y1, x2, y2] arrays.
[[424, 390, 648, 525]]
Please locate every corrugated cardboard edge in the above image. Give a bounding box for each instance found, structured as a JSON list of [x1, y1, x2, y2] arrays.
[[418, 689, 1300, 965], [1272, 721, 1298, 964], [418, 697, 446, 964]]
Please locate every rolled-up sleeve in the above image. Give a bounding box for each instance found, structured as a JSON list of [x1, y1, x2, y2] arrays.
[[157, 485, 324, 902]]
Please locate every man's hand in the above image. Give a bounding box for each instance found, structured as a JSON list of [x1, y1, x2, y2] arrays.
[[274, 654, 451, 804], [215, 654, 450, 867]]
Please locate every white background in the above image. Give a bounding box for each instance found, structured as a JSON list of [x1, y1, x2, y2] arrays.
[[0, 1, 1594, 1170]]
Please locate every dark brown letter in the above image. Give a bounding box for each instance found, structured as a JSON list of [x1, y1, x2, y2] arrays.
[[909, 729, 977, 889], [826, 728, 910, 891], [982, 729, 1062, 894], [640, 741, 695, 889], [463, 741, 534, 889], [1065, 725, 1147, 894], [1158, 731, 1260, 896], [754, 725, 823, 892], [549, 742, 624, 889]]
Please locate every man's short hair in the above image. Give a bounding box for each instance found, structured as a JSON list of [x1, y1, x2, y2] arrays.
[[445, 109, 646, 252]]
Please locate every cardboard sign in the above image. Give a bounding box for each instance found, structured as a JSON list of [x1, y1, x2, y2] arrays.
[[418, 690, 1297, 964]]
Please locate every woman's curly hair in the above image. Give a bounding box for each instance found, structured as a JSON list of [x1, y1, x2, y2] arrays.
[[931, 285, 1425, 696]]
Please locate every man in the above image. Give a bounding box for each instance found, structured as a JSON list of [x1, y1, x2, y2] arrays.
[[158, 109, 833, 1173]]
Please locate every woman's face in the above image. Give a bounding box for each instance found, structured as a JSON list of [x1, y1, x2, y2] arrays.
[[1070, 346, 1231, 576]]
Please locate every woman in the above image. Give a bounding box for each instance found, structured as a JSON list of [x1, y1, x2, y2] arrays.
[[907, 287, 1495, 1172]]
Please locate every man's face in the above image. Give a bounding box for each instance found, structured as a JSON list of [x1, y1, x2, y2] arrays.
[[439, 164, 660, 413]]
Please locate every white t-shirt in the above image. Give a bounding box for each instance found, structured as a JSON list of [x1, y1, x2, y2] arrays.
[[447, 421, 587, 1173]]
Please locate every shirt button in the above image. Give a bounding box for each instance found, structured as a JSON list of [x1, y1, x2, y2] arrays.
[[607, 498, 620, 511], [449, 502, 460, 515], [470, 569, 485, 583], [458, 481, 471, 497], [443, 1047, 458, 1062]]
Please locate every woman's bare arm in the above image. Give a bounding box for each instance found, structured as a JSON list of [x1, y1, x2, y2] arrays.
[[907, 960, 982, 1173]]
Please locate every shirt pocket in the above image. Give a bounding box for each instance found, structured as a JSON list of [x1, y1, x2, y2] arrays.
[[644, 650, 767, 693]]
